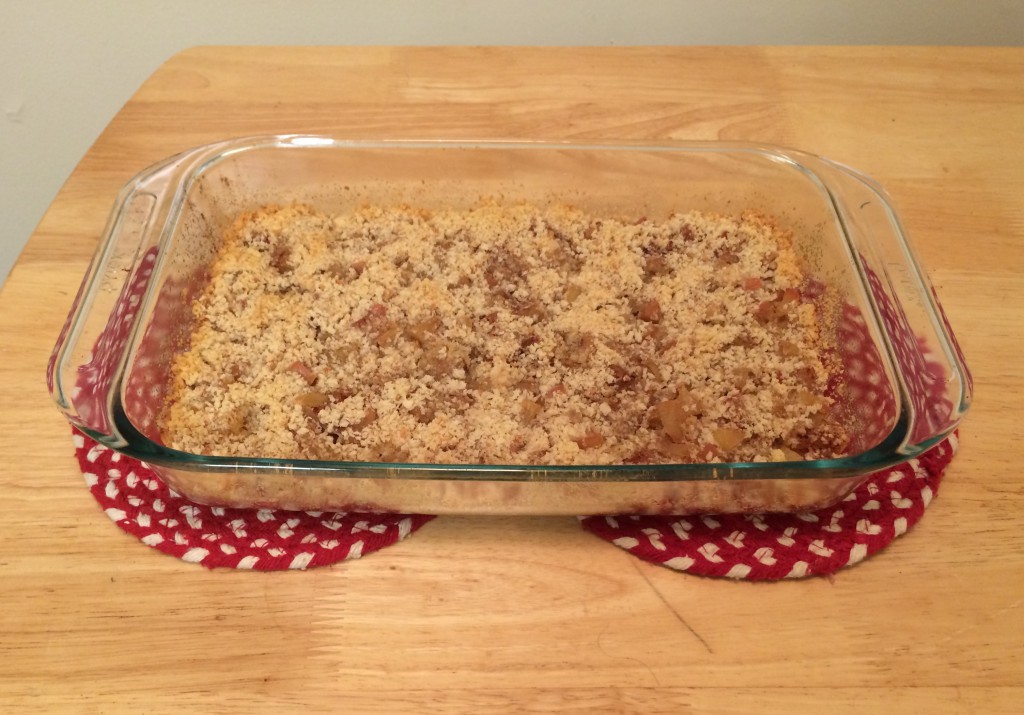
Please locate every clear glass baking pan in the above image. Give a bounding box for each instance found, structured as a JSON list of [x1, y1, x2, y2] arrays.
[[47, 136, 971, 515]]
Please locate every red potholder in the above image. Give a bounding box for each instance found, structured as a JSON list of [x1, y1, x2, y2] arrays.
[[73, 429, 434, 570], [581, 432, 955, 580], [60, 247, 434, 570], [582, 263, 964, 580]]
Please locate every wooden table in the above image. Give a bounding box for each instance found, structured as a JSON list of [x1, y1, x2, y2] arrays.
[[1, 47, 1021, 713]]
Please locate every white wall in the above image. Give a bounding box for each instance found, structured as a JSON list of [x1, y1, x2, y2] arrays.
[[2, 0, 1022, 288]]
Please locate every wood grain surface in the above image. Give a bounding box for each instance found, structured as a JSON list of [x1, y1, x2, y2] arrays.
[[1, 47, 1022, 714]]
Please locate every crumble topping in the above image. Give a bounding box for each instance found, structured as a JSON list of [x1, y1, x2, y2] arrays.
[[159, 202, 846, 465]]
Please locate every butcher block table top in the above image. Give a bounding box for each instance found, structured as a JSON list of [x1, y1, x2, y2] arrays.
[[1, 46, 1022, 713]]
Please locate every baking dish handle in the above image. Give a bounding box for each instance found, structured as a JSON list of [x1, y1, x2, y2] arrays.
[[47, 156, 186, 447], [808, 156, 972, 454]]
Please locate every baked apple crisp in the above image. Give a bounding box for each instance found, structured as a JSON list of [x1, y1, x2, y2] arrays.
[[159, 202, 847, 465]]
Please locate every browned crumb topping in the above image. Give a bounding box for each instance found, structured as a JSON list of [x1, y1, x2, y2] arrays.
[[159, 202, 847, 465]]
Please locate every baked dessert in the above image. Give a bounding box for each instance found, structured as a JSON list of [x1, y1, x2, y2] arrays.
[[160, 202, 847, 465]]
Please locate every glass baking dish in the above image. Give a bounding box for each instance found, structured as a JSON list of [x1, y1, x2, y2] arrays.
[[47, 136, 971, 515]]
